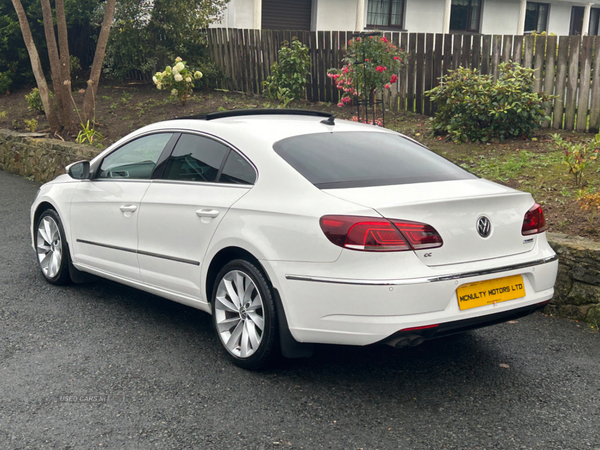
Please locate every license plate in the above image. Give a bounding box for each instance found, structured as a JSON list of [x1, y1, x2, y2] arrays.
[[456, 275, 525, 311]]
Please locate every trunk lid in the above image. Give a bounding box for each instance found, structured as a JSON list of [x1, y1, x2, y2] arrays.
[[323, 179, 536, 266]]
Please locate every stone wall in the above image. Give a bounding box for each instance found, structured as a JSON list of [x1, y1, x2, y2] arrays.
[[0, 129, 101, 183], [0, 128, 599, 325], [546, 234, 600, 326]]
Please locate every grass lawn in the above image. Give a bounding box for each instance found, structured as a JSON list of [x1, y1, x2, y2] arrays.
[[1, 83, 598, 240]]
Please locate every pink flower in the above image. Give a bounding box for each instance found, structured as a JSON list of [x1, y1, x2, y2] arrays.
[[337, 102, 344, 107], [385, 84, 391, 89], [394, 56, 400, 60], [380, 37, 389, 43], [376, 66, 387, 73], [390, 74, 398, 83], [342, 97, 351, 103], [356, 37, 360, 42]]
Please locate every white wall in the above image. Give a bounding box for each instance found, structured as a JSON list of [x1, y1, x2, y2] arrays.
[[211, 0, 255, 28], [213, 0, 600, 35], [481, 0, 521, 35], [404, 0, 446, 32], [547, 2, 573, 36], [315, 0, 359, 30]]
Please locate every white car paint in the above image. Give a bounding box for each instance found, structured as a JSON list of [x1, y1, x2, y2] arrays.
[[31, 113, 558, 352]]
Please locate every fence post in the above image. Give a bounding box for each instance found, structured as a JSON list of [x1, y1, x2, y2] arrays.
[[553, 36, 570, 129], [589, 36, 600, 133], [565, 36, 581, 131], [576, 36, 593, 131], [542, 35, 557, 128]]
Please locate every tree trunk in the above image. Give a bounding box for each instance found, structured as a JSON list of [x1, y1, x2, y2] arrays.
[[82, 0, 116, 121], [40, 0, 71, 130], [55, 0, 73, 129], [10, 0, 61, 132]]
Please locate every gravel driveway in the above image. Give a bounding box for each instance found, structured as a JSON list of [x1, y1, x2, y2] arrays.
[[1, 169, 599, 449]]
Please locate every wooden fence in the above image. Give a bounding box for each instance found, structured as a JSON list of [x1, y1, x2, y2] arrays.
[[206, 28, 600, 133]]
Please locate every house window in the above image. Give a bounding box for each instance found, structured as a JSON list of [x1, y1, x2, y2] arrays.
[[589, 8, 600, 35], [367, 0, 405, 29], [570, 6, 600, 35], [450, 0, 482, 33], [570, 6, 584, 35], [261, 0, 313, 31], [524, 2, 549, 33]]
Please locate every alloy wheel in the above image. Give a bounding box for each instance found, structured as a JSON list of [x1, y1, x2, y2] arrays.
[[36, 216, 63, 279], [214, 270, 265, 358]]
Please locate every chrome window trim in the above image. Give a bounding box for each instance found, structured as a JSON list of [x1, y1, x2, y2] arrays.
[[285, 255, 558, 286], [167, 128, 259, 185], [92, 128, 259, 184], [150, 179, 253, 189]]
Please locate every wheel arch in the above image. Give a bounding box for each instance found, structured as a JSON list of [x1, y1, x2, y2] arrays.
[[205, 246, 265, 303], [204, 245, 313, 359]]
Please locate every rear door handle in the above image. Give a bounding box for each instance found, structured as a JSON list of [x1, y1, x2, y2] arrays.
[[196, 209, 219, 218], [120, 205, 138, 213]]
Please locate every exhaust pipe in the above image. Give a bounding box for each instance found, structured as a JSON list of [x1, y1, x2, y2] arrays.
[[385, 334, 425, 348]]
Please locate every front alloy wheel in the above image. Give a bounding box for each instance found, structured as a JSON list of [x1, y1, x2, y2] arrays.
[[35, 210, 71, 285], [212, 260, 278, 369]]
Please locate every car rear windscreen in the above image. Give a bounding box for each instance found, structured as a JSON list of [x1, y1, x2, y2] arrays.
[[273, 131, 477, 189]]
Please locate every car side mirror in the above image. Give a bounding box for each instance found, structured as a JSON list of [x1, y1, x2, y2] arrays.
[[66, 161, 90, 180]]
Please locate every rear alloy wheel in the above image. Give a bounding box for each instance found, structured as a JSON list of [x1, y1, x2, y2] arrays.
[[35, 210, 71, 285], [211, 259, 278, 369]]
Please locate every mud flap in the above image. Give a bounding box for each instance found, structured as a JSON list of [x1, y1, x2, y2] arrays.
[[273, 288, 314, 359]]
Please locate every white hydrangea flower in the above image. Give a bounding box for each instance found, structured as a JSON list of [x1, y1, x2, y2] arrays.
[[174, 74, 183, 82], [152, 75, 158, 84], [175, 62, 185, 72], [185, 76, 192, 83], [157, 83, 162, 90], [194, 71, 203, 80], [165, 66, 171, 73], [171, 89, 178, 96], [175, 57, 182, 63]]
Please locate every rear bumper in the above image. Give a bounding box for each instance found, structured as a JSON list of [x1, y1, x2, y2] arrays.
[[380, 299, 550, 346], [270, 253, 558, 346]]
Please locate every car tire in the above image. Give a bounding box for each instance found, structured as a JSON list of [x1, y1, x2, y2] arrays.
[[35, 209, 72, 285], [211, 259, 279, 370]]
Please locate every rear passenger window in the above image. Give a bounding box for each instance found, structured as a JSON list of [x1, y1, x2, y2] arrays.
[[220, 152, 256, 185], [164, 134, 229, 182]]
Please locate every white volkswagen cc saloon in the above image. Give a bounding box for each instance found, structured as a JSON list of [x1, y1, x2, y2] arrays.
[[31, 110, 558, 369]]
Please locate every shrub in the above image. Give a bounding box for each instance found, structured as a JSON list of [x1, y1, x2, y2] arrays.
[[578, 190, 600, 227], [24, 118, 38, 132], [263, 38, 311, 102], [25, 88, 45, 112], [426, 63, 554, 143], [0, 70, 12, 94], [328, 35, 406, 106], [153, 57, 203, 106], [552, 132, 600, 186]]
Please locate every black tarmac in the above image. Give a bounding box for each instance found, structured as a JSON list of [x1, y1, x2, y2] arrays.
[[1, 170, 599, 449]]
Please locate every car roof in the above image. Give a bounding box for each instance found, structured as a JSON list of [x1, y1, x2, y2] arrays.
[[91, 110, 400, 172], [140, 111, 395, 151]]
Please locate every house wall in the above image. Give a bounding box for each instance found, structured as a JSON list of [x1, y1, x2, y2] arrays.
[[404, 0, 446, 33], [547, 2, 574, 36], [211, 0, 255, 28], [314, 0, 358, 31], [213, 0, 600, 35], [481, 0, 522, 35]]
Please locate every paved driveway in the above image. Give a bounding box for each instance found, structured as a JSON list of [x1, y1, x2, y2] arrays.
[[1, 169, 599, 449]]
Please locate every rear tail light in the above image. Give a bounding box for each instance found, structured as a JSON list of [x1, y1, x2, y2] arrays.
[[521, 203, 547, 235], [320, 215, 443, 252]]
